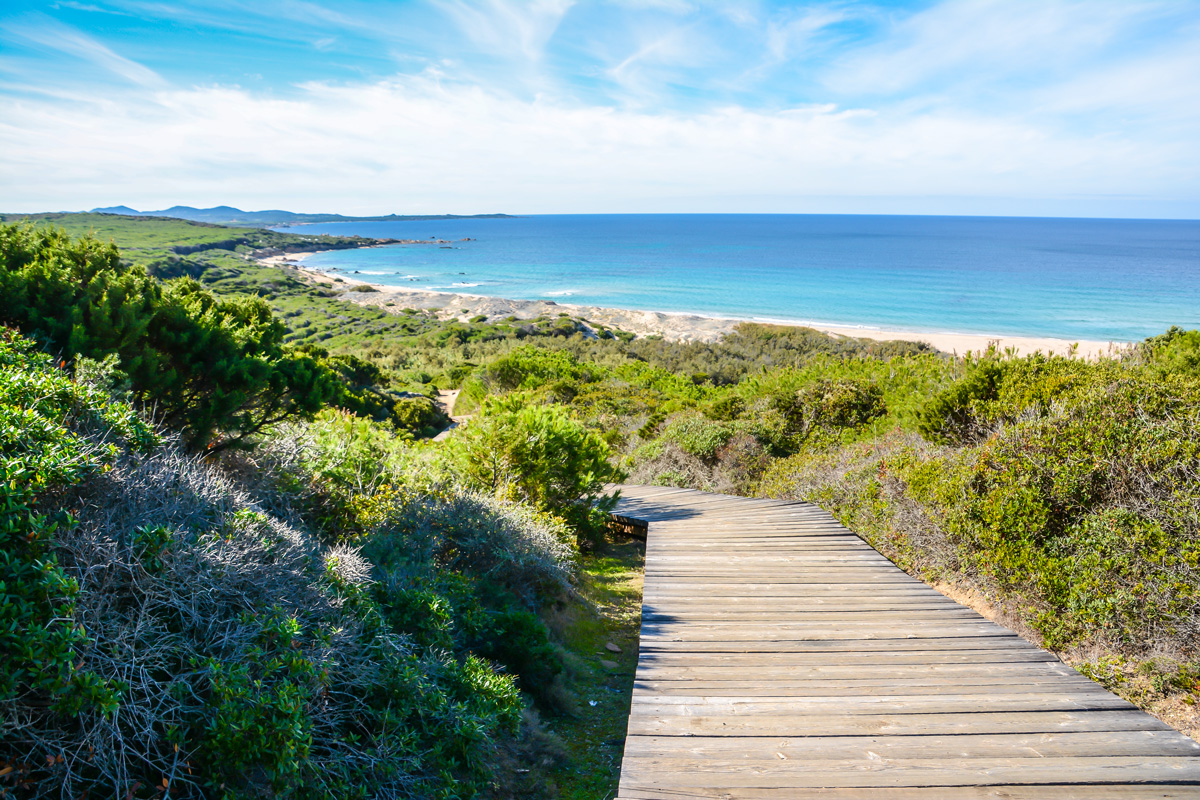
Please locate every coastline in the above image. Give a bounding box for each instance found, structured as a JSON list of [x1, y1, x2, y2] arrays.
[[259, 252, 1130, 359]]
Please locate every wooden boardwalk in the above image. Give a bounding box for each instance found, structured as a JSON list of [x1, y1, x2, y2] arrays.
[[613, 485, 1200, 799]]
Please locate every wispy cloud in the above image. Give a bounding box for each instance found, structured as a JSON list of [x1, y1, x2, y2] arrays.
[[825, 0, 1173, 99], [2, 12, 163, 87], [605, 21, 713, 100], [764, 5, 854, 64], [439, 0, 576, 62]]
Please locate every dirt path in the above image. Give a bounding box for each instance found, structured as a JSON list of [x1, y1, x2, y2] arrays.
[[433, 389, 469, 441], [436, 389, 460, 419]]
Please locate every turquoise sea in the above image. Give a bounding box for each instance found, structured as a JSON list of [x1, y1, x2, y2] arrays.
[[275, 215, 1200, 342]]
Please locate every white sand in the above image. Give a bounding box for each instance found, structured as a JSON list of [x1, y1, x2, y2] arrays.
[[263, 252, 1129, 359]]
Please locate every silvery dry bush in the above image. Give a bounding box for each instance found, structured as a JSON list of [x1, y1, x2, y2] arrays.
[[7, 428, 529, 799], [756, 429, 958, 578], [9, 437, 378, 796], [360, 487, 578, 604], [251, 411, 579, 600]]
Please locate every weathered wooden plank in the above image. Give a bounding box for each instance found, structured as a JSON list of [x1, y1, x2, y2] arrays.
[[636, 639, 1046, 654], [625, 710, 1174, 737], [618, 756, 1200, 786], [632, 678, 1108, 695], [618, 787, 1200, 799], [633, 662, 1082, 679], [629, 691, 1135, 713], [622, 731, 1200, 759], [636, 649, 1061, 666], [641, 616, 988, 625], [638, 626, 1021, 641]]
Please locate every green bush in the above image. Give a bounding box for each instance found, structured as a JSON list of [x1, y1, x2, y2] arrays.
[[774, 378, 885, 446], [448, 395, 623, 544], [921, 374, 1200, 649], [390, 395, 449, 437], [372, 572, 565, 708], [917, 354, 1114, 445], [0, 329, 156, 720], [703, 394, 745, 421], [473, 607, 564, 702], [660, 413, 734, 461], [0, 224, 342, 450], [1143, 326, 1200, 377], [376, 583, 454, 648], [267, 408, 409, 542], [0, 359, 531, 796], [916, 360, 1006, 444], [483, 346, 588, 393], [202, 643, 314, 796], [361, 487, 577, 600]]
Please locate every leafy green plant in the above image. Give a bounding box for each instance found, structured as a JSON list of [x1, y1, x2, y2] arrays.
[[659, 412, 733, 461], [777, 377, 885, 443], [130, 524, 172, 573], [0, 224, 343, 451], [448, 395, 623, 544], [0, 329, 155, 720]]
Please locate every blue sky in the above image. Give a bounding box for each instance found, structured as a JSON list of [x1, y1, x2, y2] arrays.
[[2, 0, 1199, 217]]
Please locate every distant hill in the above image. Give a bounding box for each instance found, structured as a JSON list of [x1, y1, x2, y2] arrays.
[[92, 205, 141, 216], [89, 205, 513, 227]]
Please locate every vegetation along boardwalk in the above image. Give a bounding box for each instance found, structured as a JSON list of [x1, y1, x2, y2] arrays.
[[611, 485, 1200, 799]]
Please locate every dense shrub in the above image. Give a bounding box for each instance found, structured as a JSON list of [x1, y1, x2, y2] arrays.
[[914, 374, 1200, 650], [0, 329, 543, 798], [389, 395, 449, 437], [0, 224, 342, 450], [151, 278, 342, 449], [658, 413, 734, 461], [614, 323, 936, 385], [482, 346, 590, 393], [361, 487, 577, 600], [776, 378, 886, 443], [916, 360, 1006, 444], [916, 353, 1118, 445], [0, 330, 155, 724], [359, 489, 576, 709], [313, 351, 449, 437], [1142, 326, 1200, 377], [448, 396, 623, 545]]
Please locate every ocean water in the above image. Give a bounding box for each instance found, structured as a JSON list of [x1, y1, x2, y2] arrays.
[[274, 215, 1200, 341]]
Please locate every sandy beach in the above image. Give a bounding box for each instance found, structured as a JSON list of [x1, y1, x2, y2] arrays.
[[260, 252, 1130, 360]]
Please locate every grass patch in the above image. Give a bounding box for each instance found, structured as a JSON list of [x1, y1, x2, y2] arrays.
[[544, 535, 645, 799]]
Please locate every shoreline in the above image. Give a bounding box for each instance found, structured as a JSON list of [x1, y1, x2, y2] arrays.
[[259, 251, 1130, 359]]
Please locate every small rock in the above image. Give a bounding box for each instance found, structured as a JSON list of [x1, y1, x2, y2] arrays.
[[605, 642, 622, 653], [600, 659, 619, 670]]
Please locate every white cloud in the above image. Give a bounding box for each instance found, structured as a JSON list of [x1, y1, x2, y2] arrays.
[[1, 74, 1194, 215], [1032, 44, 1200, 128], [606, 22, 712, 98]]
